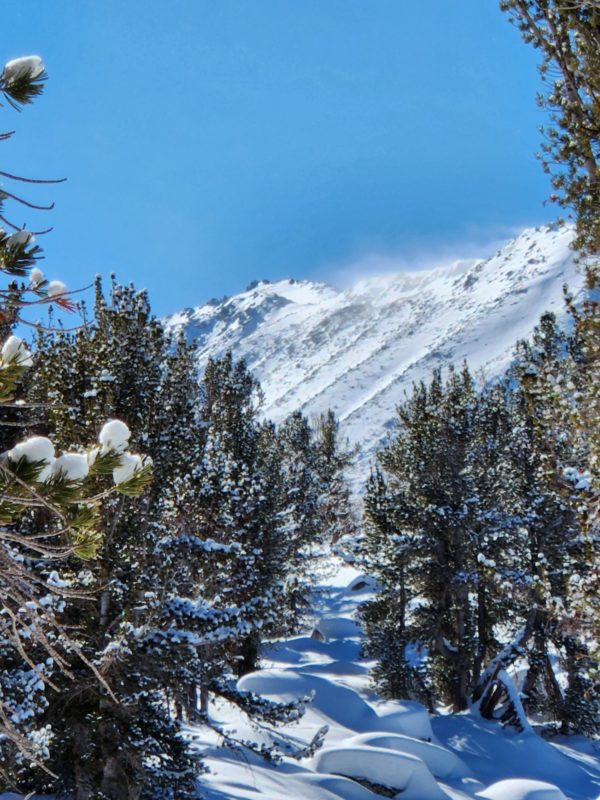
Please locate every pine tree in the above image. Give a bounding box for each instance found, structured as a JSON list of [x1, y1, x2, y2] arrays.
[[500, 0, 600, 256], [466, 381, 525, 690], [277, 411, 322, 630], [474, 314, 599, 736], [358, 468, 425, 703], [21, 280, 197, 798], [186, 352, 289, 676], [313, 410, 357, 547], [149, 351, 313, 749], [497, 1, 600, 734], [0, 58, 151, 778], [359, 366, 481, 711], [564, 278, 600, 637]]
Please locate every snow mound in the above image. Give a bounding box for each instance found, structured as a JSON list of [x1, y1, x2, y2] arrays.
[[193, 567, 600, 800], [346, 732, 470, 780], [237, 669, 433, 740], [314, 745, 448, 799], [311, 615, 361, 641], [476, 779, 568, 800]]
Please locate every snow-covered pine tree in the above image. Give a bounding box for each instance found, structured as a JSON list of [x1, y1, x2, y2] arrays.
[[152, 351, 316, 750], [359, 365, 481, 711], [184, 351, 289, 677], [464, 380, 528, 693], [0, 58, 151, 779], [312, 409, 358, 547], [500, 0, 600, 257], [563, 278, 600, 641], [22, 279, 198, 798], [474, 313, 599, 736], [516, 313, 598, 735], [275, 409, 356, 633], [499, 0, 600, 735], [510, 316, 585, 727], [357, 467, 425, 703], [277, 411, 323, 631]]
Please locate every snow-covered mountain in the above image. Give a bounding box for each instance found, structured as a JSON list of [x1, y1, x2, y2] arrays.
[[165, 224, 584, 488]]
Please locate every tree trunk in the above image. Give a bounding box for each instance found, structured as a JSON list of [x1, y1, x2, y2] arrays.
[[236, 633, 259, 676], [200, 684, 210, 717]]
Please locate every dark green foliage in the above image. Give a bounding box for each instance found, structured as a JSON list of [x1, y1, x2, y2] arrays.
[[358, 468, 425, 702], [358, 319, 599, 732], [10, 285, 354, 795], [500, 1, 600, 256], [19, 278, 202, 799]]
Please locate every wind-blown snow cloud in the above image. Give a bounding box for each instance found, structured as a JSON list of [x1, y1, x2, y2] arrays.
[[325, 223, 532, 288]]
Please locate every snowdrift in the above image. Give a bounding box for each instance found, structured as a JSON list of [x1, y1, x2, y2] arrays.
[[190, 566, 600, 800]]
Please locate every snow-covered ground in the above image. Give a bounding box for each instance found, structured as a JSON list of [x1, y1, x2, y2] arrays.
[[3, 566, 598, 799], [190, 565, 600, 800], [165, 223, 586, 490]]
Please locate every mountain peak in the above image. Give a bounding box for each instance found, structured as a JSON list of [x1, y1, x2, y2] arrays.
[[165, 224, 582, 490]]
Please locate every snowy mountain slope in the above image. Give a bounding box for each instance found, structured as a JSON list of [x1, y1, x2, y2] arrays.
[[188, 566, 600, 800], [165, 224, 585, 487]]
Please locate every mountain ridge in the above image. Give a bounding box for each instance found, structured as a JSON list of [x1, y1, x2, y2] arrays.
[[165, 223, 584, 489]]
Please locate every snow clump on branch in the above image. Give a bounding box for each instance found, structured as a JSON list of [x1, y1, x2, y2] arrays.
[[51, 453, 89, 481], [1, 56, 45, 84], [6, 229, 34, 249], [46, 280, 67, 298], [8, 435, 55, 481], [113, 452, 143, 485], [1, 335, 33, 367], [99, 419, 131, 453], [30, 268, 45, 287]]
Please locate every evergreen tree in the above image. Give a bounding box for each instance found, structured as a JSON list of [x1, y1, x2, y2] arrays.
[[358, 467, 424, 703], [500, 0, 600, 256], [465, 381, 525, 690], [277, 411, 322, 630], [0, 58, 150, 778], [22, 280, 197, 798], [190, 352, 287, 675], [359, 340, 598, 733], [148, 350, 314, 746], [359, 366, 480, 711], [466, 315, 596, 735], [313, 410, 358, 547]]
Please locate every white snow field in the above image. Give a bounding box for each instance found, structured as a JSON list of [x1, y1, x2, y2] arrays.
[[165, 223, 587, 490], [188, 566, 600, 800]]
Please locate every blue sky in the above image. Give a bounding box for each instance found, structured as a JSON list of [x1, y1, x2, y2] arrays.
[[2, 1, 551, 316]]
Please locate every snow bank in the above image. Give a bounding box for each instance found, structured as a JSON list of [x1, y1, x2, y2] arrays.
[[346, 732, 469, 780], [311, 616, 361, 641], [238, 668, 434, 741], [374, 701, 434, 740], [313, 745, 448, 800], [239, 669, 377, 732], [197, 570, 599, 800], [476, 779, 568, 800]]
